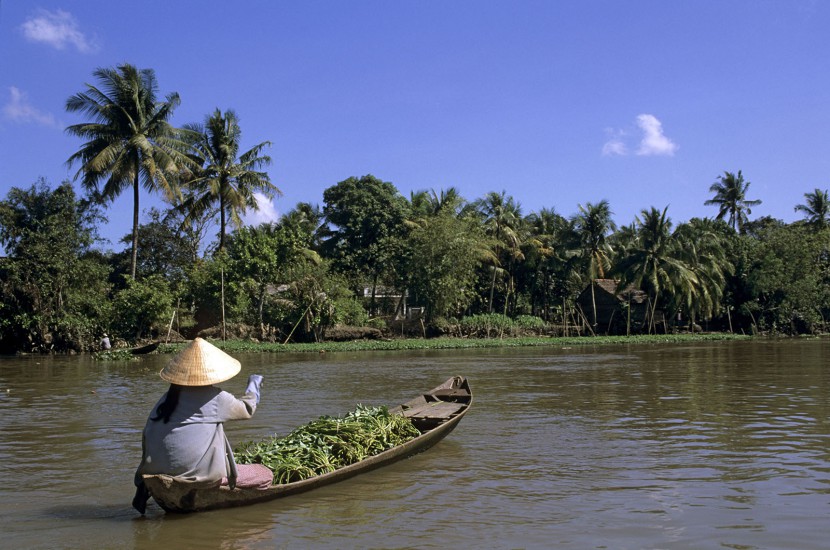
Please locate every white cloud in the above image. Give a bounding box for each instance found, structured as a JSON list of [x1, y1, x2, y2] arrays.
[[602, 128, 628, 156], [20, 9, 97, 53], [602, 114, 678, 157], [635, 114, 678, 156], [3, 87, 56, 126], [243, 193, 280, 226]]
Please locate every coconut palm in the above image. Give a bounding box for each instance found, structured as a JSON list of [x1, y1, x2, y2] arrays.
[[571, 200, 617, 329], [672, 218, 731, 329], [524, 208, 560, 269], [180, 108, 280, 252], [705, 170, 762, 233], [280, 202, 329, 252], [408, 190, 431, 220], [408, 187, 467, 226], [572, 200, 617, 279], [65, 63, 192, 279], [406, 190, 436, 232], [523, 207, 567, 319], [471, 191, 523, 313], [794, 188, 830, 230], [615, 206, 696, 333], [428, 187, 466, 217]]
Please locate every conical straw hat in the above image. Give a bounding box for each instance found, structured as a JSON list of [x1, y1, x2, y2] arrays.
[[160, 338, 241, 386]]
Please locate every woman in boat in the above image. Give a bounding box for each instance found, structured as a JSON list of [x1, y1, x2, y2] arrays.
[[132, 337, 264, 514]]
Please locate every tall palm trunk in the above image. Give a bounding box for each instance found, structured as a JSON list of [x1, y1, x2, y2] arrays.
[[563, 296, 568, 336], [258, 285, 266, 339], [218, 192, 227, 252], [488, 225, 503, 313], [131, 166, 140, 280], [488, 266, 497, 313]]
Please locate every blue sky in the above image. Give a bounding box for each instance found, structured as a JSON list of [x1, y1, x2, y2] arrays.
[[1, 1, 829, 250]]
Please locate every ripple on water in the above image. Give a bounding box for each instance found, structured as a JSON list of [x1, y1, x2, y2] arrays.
[[3, 342, 830, 549]]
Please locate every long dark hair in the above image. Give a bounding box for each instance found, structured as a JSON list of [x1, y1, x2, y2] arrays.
[[151, 384, 182, 423]]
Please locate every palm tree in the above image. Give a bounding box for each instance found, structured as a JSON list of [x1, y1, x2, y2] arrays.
[[471, 191, 523, 313], [180, 108, 280, 252], [572, 200, 617, 278], [408, 190, 431, 219], [65, 63, 191, 279], [280, 202, 329, 252], [672, 218, 731, 329], [428, 187, 466, 217], [705, 170, 762, 233], [615, 206, 696, 333], [572, 200, 617, 330], [794, 188, 830, 229], [523, 207, 566, 319], [408, 187, 467, 226], [526, 208, 566, 252]]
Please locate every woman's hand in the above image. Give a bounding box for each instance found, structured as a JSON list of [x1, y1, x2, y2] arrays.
[[245, 374, 264, 404]]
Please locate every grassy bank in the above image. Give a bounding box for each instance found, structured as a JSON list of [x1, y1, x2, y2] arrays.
[[154, 333, 752, 355]]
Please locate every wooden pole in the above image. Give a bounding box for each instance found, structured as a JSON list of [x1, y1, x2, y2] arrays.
[[165, 299, 179, 343], [221, 268, 226, 341]]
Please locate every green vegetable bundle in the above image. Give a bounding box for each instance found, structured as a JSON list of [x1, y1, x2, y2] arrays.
[[92, 349, 136, 361], [234, 405, 421, 484]]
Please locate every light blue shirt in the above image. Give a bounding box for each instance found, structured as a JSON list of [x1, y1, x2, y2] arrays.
[[135, 385, 258, 488]]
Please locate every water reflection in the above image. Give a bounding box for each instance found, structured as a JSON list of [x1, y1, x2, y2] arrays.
[[1, 339, 829, 549]]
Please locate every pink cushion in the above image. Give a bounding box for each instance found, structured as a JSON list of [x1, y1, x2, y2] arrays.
[[221, 464, 273, 489]]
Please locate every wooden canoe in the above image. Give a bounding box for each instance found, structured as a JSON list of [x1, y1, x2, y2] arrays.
[[142, 376, 472, 513], [130, 341, 160, 354]]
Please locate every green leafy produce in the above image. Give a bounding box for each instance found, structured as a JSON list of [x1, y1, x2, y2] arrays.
[[92, 349, 136, 361], [235, 405, 421, 484]]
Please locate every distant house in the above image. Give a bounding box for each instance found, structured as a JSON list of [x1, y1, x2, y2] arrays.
[[362, 286, 417, 319], [576, 279, 651, 334]]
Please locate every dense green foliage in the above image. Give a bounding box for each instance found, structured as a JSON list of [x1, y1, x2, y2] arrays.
[[739, 222, 830, 333], [322, 175, 409, 312], [3, 174, 827, 352], [401, 213, 487, 320], [2, 62, 828, 353], [0, 181, 110, 352], [110, 274, 174, 339], [235, 405, 421, 484], [3, 170, 827, 353]]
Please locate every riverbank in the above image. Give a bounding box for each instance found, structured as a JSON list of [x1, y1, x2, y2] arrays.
[[150, 332, 755, 356]]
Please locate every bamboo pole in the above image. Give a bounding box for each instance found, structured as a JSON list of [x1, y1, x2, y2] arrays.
[[165, 299, 179, 343], [221, 268, 226, 341]]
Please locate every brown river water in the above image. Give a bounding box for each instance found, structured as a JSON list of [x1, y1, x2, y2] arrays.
[[1, 338, 828, 549]]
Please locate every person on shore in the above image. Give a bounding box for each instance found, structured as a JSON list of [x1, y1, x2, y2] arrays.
[[132, 337, 264, 514], [100, 333, 111, 350]]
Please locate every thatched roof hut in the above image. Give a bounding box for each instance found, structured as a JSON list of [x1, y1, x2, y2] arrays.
[[576, 279, 650, 334]]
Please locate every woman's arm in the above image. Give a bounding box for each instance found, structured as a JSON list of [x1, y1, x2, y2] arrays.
[[216, 375, 264, 421]]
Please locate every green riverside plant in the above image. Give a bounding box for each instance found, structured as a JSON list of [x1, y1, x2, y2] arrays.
[[155, 333, 751, 356], [234, 404, 421, 484]]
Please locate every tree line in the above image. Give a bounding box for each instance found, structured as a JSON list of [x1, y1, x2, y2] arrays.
[[1, 63, 829, 353]]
